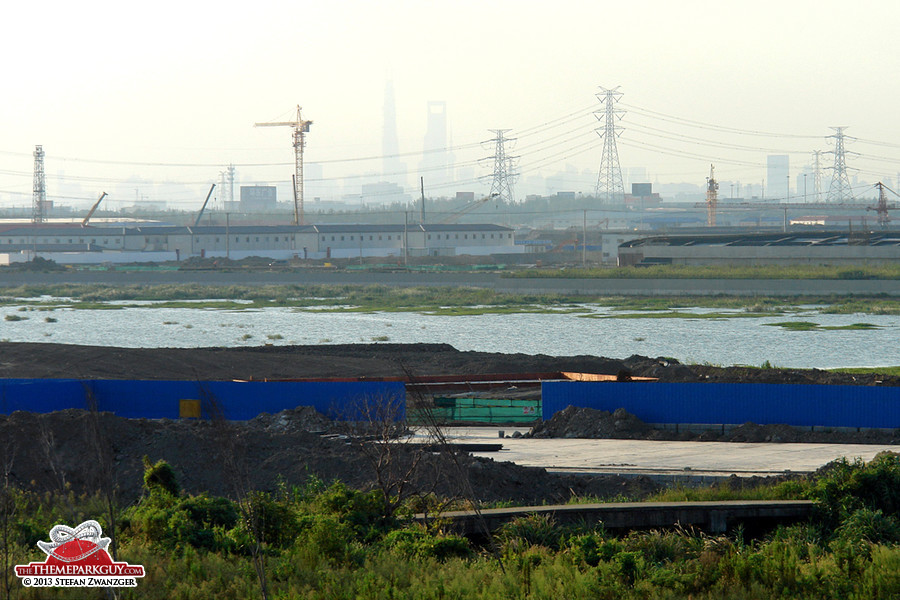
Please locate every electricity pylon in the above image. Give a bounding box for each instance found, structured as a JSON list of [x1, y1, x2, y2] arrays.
[[594, 86, 625, 203]]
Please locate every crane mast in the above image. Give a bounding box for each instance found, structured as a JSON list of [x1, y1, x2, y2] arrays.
[[706, 164, 719, 227], [81, 192, 108, 227], [255, 106, 312, 225]]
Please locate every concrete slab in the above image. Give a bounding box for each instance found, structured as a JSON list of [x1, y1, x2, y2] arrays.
[[424, 426, 897, 478]]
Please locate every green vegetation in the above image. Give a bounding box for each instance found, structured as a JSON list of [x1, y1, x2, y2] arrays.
[[766, 321, 881, 332], [505, 263, 900, 281], [582, 310, 782, 320], [0, 283, 898, 318], [3, 314, 27, 321], [5, 453, 900, 598], [832, 366, 900, 377]]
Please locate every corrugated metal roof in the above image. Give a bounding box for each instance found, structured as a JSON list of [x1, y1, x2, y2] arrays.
[[621, 231, 900, 248]]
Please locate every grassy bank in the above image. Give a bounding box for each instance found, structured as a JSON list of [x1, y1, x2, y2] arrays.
[[5, 454, 900, 599], [505, 264, 900, 280], [2, 283, 900, 316]]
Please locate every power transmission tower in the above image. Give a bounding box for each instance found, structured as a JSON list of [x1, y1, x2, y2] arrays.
[[811, 150, 824, 203], [484, 129, 518, 205], [706, 164, 719, 227], [873, 182, 891, 228], [826, 127, 856, 203], [255, 106, 313, 225], [227, 164, 235, 207], [594, 86, 625, 203], [32, 145, 46, 224]]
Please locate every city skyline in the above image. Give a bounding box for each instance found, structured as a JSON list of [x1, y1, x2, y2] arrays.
[[2, 1, 899, 210]]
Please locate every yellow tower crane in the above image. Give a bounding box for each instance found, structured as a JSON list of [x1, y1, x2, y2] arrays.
[[255, 106, 313, 225], [706, 164, 719, 227]]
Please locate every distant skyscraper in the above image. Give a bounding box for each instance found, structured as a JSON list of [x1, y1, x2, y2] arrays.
[[767, 155, 790, 200], [382, 80, 404, 184], [420, 101, 452, 191]]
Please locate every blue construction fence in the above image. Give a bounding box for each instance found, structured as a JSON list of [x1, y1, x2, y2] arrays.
[[542, 382, 900, 429], [0, 379, 406, 421]]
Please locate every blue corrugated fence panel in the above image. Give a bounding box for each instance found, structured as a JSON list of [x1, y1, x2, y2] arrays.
[[541, 382, 900, 429], [0, 379, 85, 414], [89, 380, 200, 419], [0, 379, 407, 421]]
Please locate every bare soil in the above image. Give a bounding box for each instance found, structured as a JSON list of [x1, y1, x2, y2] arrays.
[[1, 342, 897, 386], [0, 408, 660, 506]]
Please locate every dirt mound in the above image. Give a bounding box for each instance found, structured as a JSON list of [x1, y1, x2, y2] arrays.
[[529, 406, 650, 439], [248, 406, 335, 434], [0, 408, 660, 506], [0, 341, 895, 387], [529, 406, 900, 445]]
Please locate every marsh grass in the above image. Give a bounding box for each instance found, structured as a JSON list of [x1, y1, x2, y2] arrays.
[[832, 366, 900, 377], [504, 264, 900, 281], [0, 284, 898, 318], [766, 321, 880, 332], [581, 310, 783, 320]]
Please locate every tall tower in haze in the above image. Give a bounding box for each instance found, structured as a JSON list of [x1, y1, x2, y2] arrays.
[[382, 80, 405, 185], [767, 155, 789, 201], [420, 101, 452, 192]]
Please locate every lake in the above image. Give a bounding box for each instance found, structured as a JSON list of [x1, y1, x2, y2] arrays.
[[2, 301, 898, 369]]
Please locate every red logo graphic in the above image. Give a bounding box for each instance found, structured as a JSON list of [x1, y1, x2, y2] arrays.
[[15, 520, 144, 588]]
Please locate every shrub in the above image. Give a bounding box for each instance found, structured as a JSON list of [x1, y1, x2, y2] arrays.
[[235, 491, 300, 550], [142, 456, 180, 497], [807, 453, 900, 532], [382, 526, 472, 561], [497, 513, 561, 551], [126, 492, 239, 552], [835, 508, 900, 546], [308, 482, 393, 542]]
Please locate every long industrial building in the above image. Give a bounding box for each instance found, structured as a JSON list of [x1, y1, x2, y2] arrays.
[[0, 222, 519, 264], [618, 231, 900, 266]]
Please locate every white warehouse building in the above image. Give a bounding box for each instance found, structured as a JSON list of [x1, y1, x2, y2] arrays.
[[0, 223, 520, 264]]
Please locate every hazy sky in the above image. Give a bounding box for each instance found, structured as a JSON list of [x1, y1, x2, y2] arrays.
[[3, 0, 900, 209]]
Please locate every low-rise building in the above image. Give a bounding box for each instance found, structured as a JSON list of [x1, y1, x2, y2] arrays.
[[0, 222, 519, 264]]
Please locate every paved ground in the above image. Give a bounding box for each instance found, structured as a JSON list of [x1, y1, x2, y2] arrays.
[[435, 427, 896, 480]]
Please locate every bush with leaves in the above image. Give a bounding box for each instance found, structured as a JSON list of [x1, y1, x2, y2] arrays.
[[382, 526, 472, 561], [807, 453, 900, 533]]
